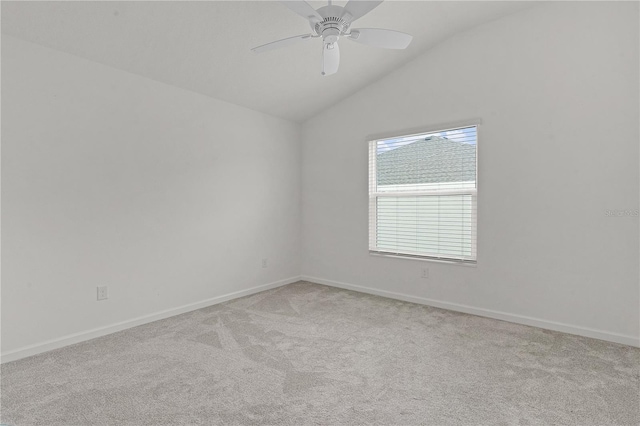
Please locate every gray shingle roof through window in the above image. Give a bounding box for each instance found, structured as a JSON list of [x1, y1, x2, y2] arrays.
[[376, 136, 476, 185]]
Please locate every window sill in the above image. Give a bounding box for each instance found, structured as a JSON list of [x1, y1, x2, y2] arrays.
[[369, 251, 477, 267]]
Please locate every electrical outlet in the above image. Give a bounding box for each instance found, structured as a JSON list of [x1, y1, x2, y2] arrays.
[[97, 286, 108, 301], [261, 258, 268, 268], [421, 268, 429, 279]]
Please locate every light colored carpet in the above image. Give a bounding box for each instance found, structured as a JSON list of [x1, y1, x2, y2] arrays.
[[1, 281, 639, 425]]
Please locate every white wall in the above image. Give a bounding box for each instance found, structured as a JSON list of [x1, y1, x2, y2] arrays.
[[301, 2, 640, 345], [1, 36, 301, 357]]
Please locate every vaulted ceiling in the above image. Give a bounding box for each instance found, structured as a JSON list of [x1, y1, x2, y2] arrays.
[[2, 1, 534, 122]]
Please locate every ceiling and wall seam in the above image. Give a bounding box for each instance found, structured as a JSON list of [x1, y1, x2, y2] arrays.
[[1, 1, 537, 123], [0, 33, 302, 129]]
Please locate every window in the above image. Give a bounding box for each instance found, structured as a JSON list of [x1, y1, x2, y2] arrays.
[[368, 125, 477, 263]]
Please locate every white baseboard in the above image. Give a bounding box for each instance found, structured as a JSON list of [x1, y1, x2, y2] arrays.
[[301, 275, 640, 348], [1, 276, 302, 364], [4, 274, 636, 363]]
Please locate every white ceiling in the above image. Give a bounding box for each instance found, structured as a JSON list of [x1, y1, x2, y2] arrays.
[[2, 1, 534, 122]]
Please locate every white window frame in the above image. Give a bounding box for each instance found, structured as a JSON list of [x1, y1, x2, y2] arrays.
[[368, 124, 478, 264]]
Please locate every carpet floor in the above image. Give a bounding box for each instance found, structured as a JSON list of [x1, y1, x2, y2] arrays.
[[1, 281, 639, 425]]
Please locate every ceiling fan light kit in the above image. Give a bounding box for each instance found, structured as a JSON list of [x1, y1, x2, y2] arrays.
[[251, 0, 413, 76]]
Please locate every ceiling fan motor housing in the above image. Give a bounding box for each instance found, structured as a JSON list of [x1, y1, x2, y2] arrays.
[[313, 5, 351, 44]]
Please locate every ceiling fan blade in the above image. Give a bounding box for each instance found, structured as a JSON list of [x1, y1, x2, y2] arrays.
[[251, 34, 313, 54], [341, 0, 383, 22], [322, 42, 340, 76], [281, 1, 322, 22], [347, 28, 412, 49]]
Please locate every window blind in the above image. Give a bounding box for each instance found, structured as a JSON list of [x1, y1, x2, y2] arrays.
[[368, 125, 477, 263]]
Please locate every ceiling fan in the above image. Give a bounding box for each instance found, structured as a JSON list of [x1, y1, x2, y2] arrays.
[[251, 0, 413, 76]]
